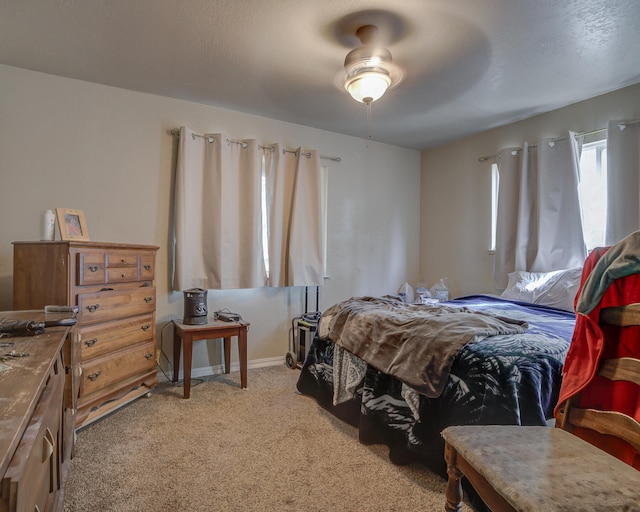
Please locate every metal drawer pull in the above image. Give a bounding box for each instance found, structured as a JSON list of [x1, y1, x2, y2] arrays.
[[87, 304, 100, 313], [145, 353, 154, 360], [144, 264, 151, 271], [42, 427, 55, 462], [121, 273, 127, 278], [88, 265, 99, 272], [141, 324, 151, 331], [84, 338, 98, 347], [144, 296, 153, 303], [88, 371, 101, 381]]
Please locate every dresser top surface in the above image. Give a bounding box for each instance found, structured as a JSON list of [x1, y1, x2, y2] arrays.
[[0, 310, 70, 477], [13, 240, 159, 251]]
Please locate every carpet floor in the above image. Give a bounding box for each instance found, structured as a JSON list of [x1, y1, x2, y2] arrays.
[[63, 365, 476, 511]]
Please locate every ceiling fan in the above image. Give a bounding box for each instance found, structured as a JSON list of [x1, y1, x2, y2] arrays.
[[341, 24, 403, 104]]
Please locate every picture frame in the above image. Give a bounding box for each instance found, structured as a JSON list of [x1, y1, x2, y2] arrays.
[[55, 208, 90, 241]]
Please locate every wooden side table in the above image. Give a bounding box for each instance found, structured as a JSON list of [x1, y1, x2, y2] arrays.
[[172, 320, 249, 398]]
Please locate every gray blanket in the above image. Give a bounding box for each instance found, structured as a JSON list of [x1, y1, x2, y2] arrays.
[[576, 230, 640, 314], [323, 296, 529, 397]]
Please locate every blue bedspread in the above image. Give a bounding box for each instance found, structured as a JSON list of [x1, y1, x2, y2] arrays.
[[296, 295, 575, 477]]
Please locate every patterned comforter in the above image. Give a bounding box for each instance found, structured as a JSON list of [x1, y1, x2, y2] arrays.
[[296, 295, 575, 477], [321, 295, 528, 397]]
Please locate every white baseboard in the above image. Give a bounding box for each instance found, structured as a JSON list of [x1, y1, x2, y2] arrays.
[[158, 355, 287, 382]]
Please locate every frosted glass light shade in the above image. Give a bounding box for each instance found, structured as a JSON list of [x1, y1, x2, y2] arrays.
[[345, 71, 391, 104]]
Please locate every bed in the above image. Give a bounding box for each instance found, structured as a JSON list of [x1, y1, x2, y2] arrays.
[[296, 269, 581, 480]]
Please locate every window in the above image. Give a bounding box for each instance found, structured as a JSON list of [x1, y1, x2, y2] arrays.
[[489, 136, 608, 254], [261, 159, 270, 275], [490, 163, 499, 252], [577, 137, 607, 251], [320, 165, 329, 278]]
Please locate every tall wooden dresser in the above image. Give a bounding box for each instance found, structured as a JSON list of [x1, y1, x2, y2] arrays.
[[12, 241, 160, 429]]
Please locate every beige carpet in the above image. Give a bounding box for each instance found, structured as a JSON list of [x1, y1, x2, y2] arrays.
[[63, 365, 476, 511]]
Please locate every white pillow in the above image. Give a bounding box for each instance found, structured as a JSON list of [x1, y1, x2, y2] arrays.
[[501, 267, 583, 312]]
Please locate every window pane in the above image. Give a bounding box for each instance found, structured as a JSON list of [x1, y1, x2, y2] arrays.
[[261, 156, 269, 276], [490, 163, 499, 252], [320, 165, 329, 277], [578, 140, 607, 251]]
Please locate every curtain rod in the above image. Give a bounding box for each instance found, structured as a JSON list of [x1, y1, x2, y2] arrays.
[[577, 127, 607, 138], [478, 117, 640, 162], [169, 129, 341, 162], [618, 117, 640, 130], [478, 137, 568, 162], [477, 119, 640, 162]]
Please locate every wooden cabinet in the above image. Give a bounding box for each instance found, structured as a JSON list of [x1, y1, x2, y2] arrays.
[[0, 314, 72, 512], [12, 241, 160, 429]]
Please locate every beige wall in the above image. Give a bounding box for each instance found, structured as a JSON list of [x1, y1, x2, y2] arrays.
[[0, 64, 420, 376], [420, 82, 640, 299]]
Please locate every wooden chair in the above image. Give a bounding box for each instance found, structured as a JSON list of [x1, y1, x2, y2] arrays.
[[441, 302, 640, 512]]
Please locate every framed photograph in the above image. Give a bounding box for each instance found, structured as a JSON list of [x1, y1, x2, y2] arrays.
[[56, 208, 90, 241]]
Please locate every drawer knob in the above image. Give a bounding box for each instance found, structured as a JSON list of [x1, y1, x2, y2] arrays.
[[88, 371, 101, 381], [141, 324, 151, 331], [87, 304, 100, 313], [144, 296, 153, 303], [121, 258, 126, 263], [84, 338, 98, 347], [145, 353, 154, 360], [88, 265, 99, 272], [121, 273, 127, 278], [144, 264, 151, 271]]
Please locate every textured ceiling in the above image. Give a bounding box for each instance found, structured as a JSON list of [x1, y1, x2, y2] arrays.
[[1, 0, 640, 150]]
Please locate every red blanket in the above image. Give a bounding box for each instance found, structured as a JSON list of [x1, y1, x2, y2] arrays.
[[555, 233, 640, 469]]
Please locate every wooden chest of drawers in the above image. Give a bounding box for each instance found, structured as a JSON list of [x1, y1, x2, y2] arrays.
[[12, 241, 160, 429], [0, 314, 71, 512]]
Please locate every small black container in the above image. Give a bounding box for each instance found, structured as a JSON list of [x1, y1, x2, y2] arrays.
[[183, 288, 208, 325]]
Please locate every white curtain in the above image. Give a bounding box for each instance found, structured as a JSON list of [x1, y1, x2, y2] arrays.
[[494, 134, 586, 288], [605, 119, 640, 245], [173, 127, 265, 290], [493, 148, 521, 289], [265, 146, 324, 287]]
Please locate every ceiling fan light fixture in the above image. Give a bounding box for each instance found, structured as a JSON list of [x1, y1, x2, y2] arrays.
[[342, 25, 399, 105], [345, 70, 391, 104]]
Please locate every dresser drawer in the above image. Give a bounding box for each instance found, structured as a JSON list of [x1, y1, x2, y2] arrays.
[[139, 254, 155, 280], [77, 252, 106, 285], [78, 287, 155, 325], [106, 251, 138, 267], [3, 358, 63, 512], [81, 341, 156, 396], [79, 314, 154, 361], [106, 266, 139, 284]]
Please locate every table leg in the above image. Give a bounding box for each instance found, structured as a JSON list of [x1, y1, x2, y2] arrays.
[[173, 329, 181, 383], [238, 326, 247, 389], [223, 337, 231, 374], [444, 443, 463, 512], [183, 334, 193, 399]]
